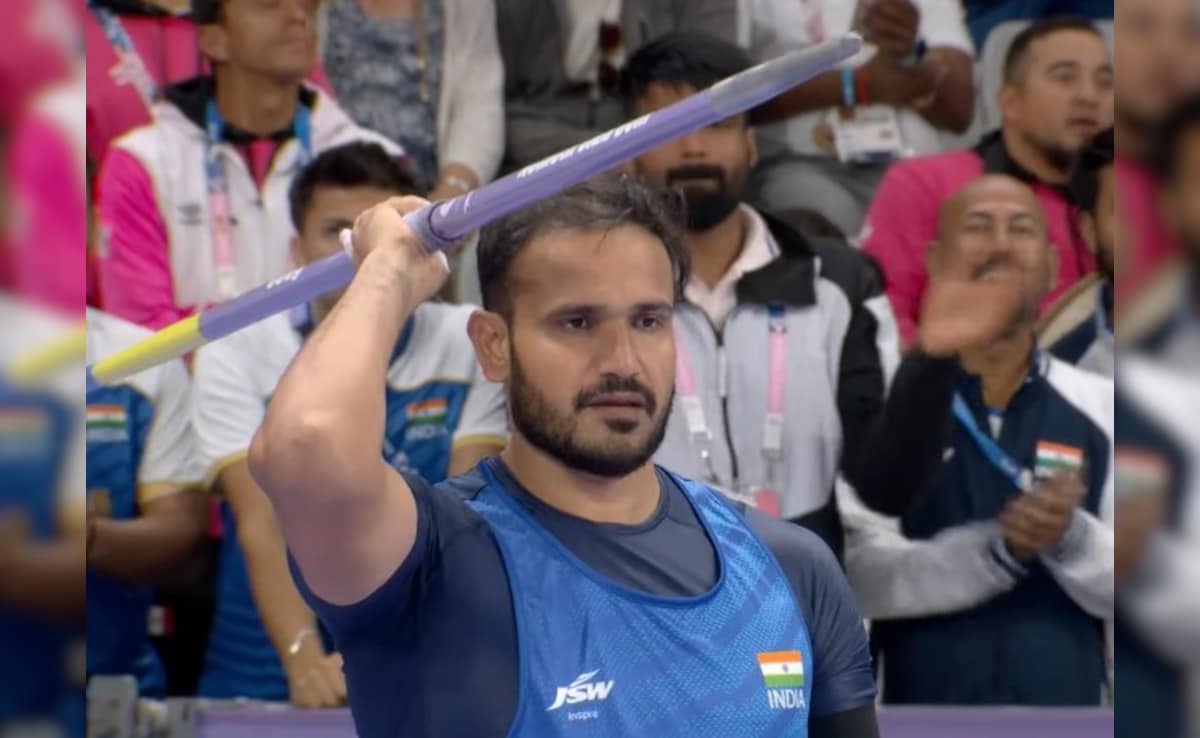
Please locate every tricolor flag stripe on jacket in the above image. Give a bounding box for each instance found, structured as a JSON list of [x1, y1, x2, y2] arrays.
[[406, 399, 447, 424], [1036, 441, 1082, 469], [757, 650, 803, 687], [86, 405, 127, 428]]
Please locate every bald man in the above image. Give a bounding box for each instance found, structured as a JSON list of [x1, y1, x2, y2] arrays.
[[840, 175, 1115, 705]]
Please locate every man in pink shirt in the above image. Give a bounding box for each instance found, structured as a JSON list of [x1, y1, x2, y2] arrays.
[[1111, 0, 1200, 305], [861, 16, 1112, 347], [94, 0, 394, 330]]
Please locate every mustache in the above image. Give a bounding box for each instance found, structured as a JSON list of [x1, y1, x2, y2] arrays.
[[970, 253, 1017, 280], [666, 164, 727, 187], [575, 375, 658, 415]]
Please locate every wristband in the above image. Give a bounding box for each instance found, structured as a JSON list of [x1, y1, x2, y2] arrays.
[[287, 626, 317, 658], [854, 66, 870, 107], [840, 66, 856, 108]]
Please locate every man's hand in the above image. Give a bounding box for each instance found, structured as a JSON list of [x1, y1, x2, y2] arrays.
[[917, 271, 1026, 358], [1115, 491, 1166, 582], [285, 644, 347, 709], [861, 0, 920, 60], [999, 473, 1086, 562], [345, 196, 449, 312]]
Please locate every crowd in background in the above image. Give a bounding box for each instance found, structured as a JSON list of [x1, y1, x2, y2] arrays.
[[4, 0, 1200, 736]]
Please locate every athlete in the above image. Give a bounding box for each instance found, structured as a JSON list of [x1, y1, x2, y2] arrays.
[[250, 172, 879, 738]]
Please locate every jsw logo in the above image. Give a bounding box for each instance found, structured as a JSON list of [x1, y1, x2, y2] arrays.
[[546, 670, 615, 711]]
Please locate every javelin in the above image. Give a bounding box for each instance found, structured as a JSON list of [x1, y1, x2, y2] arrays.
[[88, 34, 861, 385]]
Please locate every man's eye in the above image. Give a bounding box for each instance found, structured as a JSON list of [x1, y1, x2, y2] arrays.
[[634, 315, 664, 330], [561, 316, 590, 330]]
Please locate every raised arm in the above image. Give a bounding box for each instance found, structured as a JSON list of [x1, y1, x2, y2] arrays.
[[248, 197, 449, 606]]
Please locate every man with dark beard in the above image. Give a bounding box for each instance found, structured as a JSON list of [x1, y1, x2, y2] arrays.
[[248, 172, 881, 738], [622, 33, 901, 557]]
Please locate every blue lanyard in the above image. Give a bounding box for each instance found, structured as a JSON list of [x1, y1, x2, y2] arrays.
[[204, 99, 312, 296], [951, 393, 1033, 493], [89, 2, 159, 106], [203, 99, 313, 189]]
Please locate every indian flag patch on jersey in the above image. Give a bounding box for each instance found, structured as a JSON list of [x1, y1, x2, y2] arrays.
[[0, 408, 49, 453], [757, 650, 804, 688], [86, 405, 128, 443], [1115, 448, 1169, 495], [406, 398, 448, 425], [1035, 441, 1083, 480]]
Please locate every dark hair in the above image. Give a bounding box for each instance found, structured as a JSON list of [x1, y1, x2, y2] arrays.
[[1003, 15, 1103, 84], [620, 31, 753, 113], [1071, 127, 1115, 213], [288, 142, 421, 231], [191, 0, 220, 24], [476, 172, 689, 316], [1153, 94, 1200, 182]]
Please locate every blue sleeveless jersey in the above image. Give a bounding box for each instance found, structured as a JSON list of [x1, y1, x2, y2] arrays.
[[0, 384, 74, 722], [199, 381, 471, 700], [85, 383, 166, 697], [466, 463, 813, 737]]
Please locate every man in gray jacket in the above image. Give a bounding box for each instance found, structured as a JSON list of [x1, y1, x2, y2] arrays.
[[496, 0, 737, 170]]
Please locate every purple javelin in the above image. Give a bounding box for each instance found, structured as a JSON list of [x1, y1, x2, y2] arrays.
[[196, 34, 861, 341]]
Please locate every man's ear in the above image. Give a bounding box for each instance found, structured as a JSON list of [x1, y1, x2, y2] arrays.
[[197, 24, 230, 65], [467, 310, 511, 383], [996, 83, 1020, 127], [924, 239, 943, 280], [289, 234, 303, 267]]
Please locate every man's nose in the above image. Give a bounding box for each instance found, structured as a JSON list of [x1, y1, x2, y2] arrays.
[[595, 321, 641, 377]]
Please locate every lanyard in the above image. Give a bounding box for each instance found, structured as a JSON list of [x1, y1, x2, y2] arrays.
[[762, 304, 786, 484], [674, 326, 717, 483], [673, 304, 788, 486], [89, 2, 158, 106], [951, 393, 1033, 493], [205, 99, 312, 299]]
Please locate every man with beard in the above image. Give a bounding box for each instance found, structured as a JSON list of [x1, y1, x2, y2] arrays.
[[856, 175, 1114, 705], [622, 33, 901, 555], [861, 15, 1112, 347], [1113, 0, 1200, 303], [1044, 127, 1115, 377], [248, 172, 880, 738]]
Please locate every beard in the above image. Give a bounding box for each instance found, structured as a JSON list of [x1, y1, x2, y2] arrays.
[[666, 163, 745, 231], [508, 351, 672, 478]]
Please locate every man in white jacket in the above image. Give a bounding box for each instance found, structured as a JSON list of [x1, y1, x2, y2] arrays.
[[95, 0, 402, 330]]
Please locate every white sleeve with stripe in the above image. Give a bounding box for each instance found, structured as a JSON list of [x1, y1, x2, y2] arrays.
[[138, 358, 204, 494], [1039, 361, 1115, 621], [454, 369, 508, 446], [192, 332, 270, 482], [838, 481, 1020, 619]]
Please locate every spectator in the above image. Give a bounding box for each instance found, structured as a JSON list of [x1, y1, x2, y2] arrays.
[[191, 142, 507, 704], [84, 308, 207, 698], [623, 33, 898, 559], [95, 0, 400, 330], [1113, 0, 1200, 305], [961, 0, 1110, 52], [851, 175, 1113, 705], [5, 64, 86, 318], [1137, 95, 1200, 368], [84, 0, 333, 307], [1111, 383, 1195, 738], [319, 0, 503, 200], [495, 0, 736, 171], [1044, 127, 1114, 376], [862, 15, 1112, 347], [0, 296, 85, 731], [747, 0, 975, 239]]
